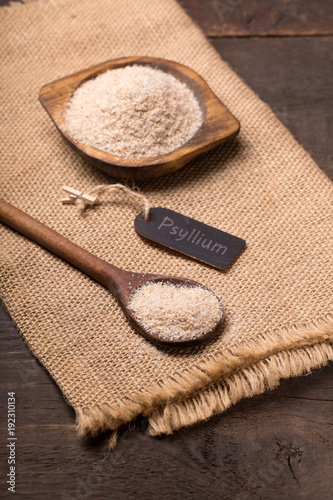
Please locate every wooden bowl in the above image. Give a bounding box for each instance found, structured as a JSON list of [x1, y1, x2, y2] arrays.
[[39, 57, 240, 180]]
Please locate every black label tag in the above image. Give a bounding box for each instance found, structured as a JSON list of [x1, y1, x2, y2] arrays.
[[135, 208, 245, 270]]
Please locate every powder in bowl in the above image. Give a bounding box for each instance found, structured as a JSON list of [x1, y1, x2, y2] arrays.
[[128, 282, 223, 341], [63, 65, 203, 159]]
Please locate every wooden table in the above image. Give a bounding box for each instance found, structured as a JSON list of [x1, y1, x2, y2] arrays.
[[1, 1, 332, 498]]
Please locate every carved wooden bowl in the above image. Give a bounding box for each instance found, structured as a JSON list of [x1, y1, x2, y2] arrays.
[[39, 56, 240, 180]]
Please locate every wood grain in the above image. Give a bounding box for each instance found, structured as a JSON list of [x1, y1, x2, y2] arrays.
[[1, 0, 332, 498], [211, 36, 333, 179], [1, 305, 332, 499], [178, 0, 333, 37], [39, 57, 239, 180]]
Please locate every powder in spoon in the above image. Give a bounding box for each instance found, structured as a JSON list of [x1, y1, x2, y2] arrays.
[[128, 282, 223, 341], [63, 65, 203, 159]]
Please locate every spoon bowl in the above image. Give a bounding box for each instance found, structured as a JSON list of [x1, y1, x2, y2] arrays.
[[0, 199, 224, 348], [116, 273, 224, 348]]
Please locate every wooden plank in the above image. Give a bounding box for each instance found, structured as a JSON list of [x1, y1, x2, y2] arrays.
[[0, 304, 332, 498], [1, 1, 333, 498], [0, 0, 23, 5], [3, 0, 333, 37], [212, 36, 333, 180], [178, 0, 333, 37]]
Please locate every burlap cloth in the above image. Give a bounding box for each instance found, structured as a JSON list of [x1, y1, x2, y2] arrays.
[[1, 0, 333, 447]]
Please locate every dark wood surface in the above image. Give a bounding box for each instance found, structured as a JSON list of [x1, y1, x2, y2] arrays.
[[178, 0, 333, 37], [1, 1, 332, 499]]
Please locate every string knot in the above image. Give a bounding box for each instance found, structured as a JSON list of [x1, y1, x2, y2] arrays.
[[61, 184, 150, 220]]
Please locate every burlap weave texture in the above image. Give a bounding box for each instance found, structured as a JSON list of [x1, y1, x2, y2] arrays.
[[1, 0, 332, 442]]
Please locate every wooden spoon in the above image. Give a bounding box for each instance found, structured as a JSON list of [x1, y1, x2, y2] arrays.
[[0, 199, 224, 348]]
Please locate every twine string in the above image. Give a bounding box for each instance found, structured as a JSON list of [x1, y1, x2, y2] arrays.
[[65, 184, 151, 220]]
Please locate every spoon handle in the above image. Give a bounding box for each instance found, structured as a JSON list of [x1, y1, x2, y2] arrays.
[[0, 199, 127, 293]]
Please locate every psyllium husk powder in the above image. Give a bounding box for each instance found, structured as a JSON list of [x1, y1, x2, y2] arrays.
[[128, 282, 223, 340], [0, 0, 332, 448], [63, 65, 203, 159]]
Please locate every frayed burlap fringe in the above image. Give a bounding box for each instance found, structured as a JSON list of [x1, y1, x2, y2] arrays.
[[76, 315, 333, 448], [2, 0, 333, 451], [148, 342, 333, 436]]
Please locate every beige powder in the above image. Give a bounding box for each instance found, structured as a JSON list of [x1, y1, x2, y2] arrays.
[[63, 65, 203, 159], [129, 282, 223, 341]]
